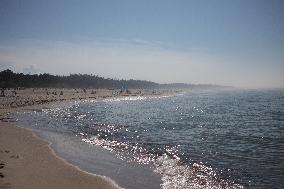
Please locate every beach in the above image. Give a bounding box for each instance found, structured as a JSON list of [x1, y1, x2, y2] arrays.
[[0, 88, 174, 189], [0, 1, 283, 188], [0, 88, 174, 110], [2, 88, 282, 189], [0, 121, 120, 189], [0, 88, 127, 189]]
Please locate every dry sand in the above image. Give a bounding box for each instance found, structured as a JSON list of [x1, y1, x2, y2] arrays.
[[0, 88, 176, 109], [0, 88, 112, 109]]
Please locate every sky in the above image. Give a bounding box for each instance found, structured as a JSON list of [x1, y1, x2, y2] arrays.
[[0, 0, 283, 88]]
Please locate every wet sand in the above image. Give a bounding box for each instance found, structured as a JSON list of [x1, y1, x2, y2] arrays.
[[0, 121, 121, 189]]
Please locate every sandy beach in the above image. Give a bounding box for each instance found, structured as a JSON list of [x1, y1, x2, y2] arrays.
[[0, 121, 121, 189], [0, 88, 124, 189], [0, 88, 176, 189], [0, 88, 128, 189], [0, 88, 174, 110]]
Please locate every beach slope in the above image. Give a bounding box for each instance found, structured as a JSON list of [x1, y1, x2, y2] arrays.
[[0, 121, 120, 189]]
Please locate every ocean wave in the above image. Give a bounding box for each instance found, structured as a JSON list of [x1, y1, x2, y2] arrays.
[[81, 133, 244, 189]]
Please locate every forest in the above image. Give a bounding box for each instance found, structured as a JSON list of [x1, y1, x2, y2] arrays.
[[0, 69, 160, 89], [0, 69, 224, 89]]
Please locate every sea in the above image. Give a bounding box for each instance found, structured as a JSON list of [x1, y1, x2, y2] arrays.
[[13, 89, 284, 189]]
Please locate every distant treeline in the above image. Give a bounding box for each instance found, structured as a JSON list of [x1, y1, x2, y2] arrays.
[[0, 69, 159, 89], [0, 69, 227, 89]]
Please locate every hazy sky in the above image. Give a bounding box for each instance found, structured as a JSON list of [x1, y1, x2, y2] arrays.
[[0, 0, 283, 88]]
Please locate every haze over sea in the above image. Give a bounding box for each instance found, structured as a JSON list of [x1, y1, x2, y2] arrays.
[[14, 89, 284, 189]]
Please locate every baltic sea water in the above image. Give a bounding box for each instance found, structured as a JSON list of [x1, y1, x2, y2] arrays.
[[14, 89, 284, 189]]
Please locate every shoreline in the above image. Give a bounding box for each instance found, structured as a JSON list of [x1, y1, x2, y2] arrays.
[[0, 88, 176, 189], [0, 121, 121, 189]]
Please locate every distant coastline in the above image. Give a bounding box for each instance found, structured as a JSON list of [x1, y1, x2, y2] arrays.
[[0, 69, 229, 90]]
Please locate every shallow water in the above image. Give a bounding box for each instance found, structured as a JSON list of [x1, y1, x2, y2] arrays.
[[14, 89, 284, 189]]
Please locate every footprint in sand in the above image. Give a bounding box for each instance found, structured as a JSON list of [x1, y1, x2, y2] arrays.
[[10, 155, 20, 159], [0, 150, 21, 159], [0, 162, 5, 179], [0, 150, 9, 154], [0, 182, 12, 189]]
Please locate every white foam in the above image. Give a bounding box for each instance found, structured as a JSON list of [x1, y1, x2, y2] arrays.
[[81, 135, 244, 189], [154, 154, 243, 189]]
